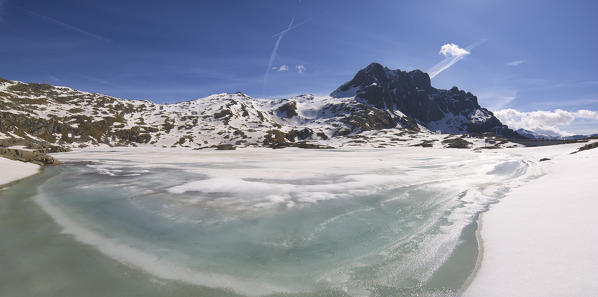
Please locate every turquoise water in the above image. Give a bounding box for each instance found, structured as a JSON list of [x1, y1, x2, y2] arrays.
[[0, 150, 539, 296]]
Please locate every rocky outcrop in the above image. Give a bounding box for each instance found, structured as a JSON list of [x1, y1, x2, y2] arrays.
[[276, 101, 299, 118], [331, 63, 521, 137], [571, 142, 598, 154], [441, 137, 473, 149], [215, 144, 236, 150], [0, 138, 68, 153], [0, 148, 61, 166]]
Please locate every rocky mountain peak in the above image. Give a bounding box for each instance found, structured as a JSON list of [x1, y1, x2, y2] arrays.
[[330, 63, 435, 107], [407, 69, 432, 90], [331, 63, 520, 137]]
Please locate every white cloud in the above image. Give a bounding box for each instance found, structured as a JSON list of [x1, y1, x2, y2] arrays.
[[439, 43, 470, 57], [575, 109, 598, 119], [296, 65, 306, 73], [277, 64, 288, 72], [494, 108, 598, 137], [507, 60, 527, 66], [429, 42, 475, 79]]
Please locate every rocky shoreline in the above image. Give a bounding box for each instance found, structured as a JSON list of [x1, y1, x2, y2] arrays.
[[0, 147, 61, 166], [0, 138, 64, 166]]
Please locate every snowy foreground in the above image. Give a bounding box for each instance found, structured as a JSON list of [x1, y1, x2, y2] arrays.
[[1, 142, 596, 295], [464, 143, 598, 296], [0, 157, 39, 187]]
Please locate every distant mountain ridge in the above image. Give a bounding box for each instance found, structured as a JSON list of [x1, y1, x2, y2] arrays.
[[0, 64, 523, 150], [516, 128, 598, 140]]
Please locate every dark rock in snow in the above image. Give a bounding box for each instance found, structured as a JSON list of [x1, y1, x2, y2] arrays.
[[442, 137, 472, 149], [571, 142, 598, 154], [215, 144, 236, 150], [276, 101, 299, 118]]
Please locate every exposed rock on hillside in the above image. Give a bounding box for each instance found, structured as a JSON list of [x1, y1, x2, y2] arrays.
[[331, 63, 521, 137], [0, 148, 61, 166], [0, 63, 524, 150]]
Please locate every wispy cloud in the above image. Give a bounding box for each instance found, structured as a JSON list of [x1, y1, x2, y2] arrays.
[[494, 108, 598, 137], [264, 18, 296, 93], [507, 60, 527, 66], [539, 97, 598, 108], [479, 91, 517, 110], [517, 78, 598, 91], [79, 74, 113, 86], [296, 65, 306, 73], [263, 18, 310, 93], [23, 9, 110, 42], [277, 64, 289, 72], [47, 75, 60, 83], [428, 40, 485, 79]]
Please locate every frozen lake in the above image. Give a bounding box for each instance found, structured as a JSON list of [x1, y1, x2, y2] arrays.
[[0, 148, 542, 296]]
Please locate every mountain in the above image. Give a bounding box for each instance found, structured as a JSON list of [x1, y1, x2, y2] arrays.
[[516, 128, 598, 140], [331, 63, 520, 137], [0, 64, 522, 150]]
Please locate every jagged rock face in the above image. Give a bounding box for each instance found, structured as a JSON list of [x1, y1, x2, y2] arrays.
[[331, 63, 520, 136], [332, 63, 434, 112]]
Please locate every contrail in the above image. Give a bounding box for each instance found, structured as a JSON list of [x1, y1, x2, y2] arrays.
[[23, 9, 110, 42], [428, 55, 466, 79], [428, 39, 486, 79], [263, 18, 296, 95], [272, 19, 310, 38]]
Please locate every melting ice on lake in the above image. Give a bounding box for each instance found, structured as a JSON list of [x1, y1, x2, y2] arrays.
[[34, 148, 542, 296]]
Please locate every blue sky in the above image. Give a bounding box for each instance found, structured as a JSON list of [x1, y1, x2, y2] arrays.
[[1, 0, 597, 135]]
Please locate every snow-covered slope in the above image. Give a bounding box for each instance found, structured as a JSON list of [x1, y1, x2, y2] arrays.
[[464, 141, 598, 297], [0, 64, 523, 150]]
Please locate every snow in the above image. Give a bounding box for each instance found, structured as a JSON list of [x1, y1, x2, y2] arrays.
[[464, 142, 598, 297], [330, 85, 359, 98], [426, 112, 468, 134], [7, 145, 34, 151], [470, 109, 492, 123], [0, 157, 40, 186], [7, 132, 22, 139]]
